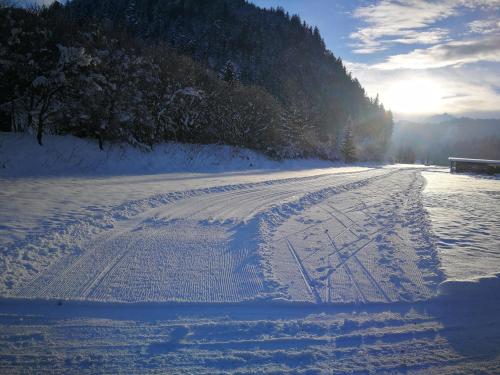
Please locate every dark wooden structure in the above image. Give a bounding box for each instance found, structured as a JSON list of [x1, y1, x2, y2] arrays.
[[449, 157, 500, 175]]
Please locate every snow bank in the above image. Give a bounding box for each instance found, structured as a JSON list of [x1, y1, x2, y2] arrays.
[[0, 132, 335, 177]]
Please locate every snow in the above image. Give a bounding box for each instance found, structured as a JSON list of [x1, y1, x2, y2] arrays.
[[0, 133, 499, 373], [423, 168, 500, 282], [0, 132, 340, 177], [266, 169, 439, 304]]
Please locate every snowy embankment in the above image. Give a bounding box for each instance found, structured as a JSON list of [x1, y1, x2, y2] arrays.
[[1, 133, 499, 373], [423, 170, 500, 280], [0, 132, 337, 177]]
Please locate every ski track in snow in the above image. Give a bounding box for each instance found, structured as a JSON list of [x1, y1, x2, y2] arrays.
[[264, 169, 441, 304], [1, 135, 499, 373], [3, 167, 442, 305], [0, 169, 370, 295]]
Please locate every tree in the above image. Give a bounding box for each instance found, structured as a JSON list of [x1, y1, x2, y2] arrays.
[[221, 61, 237, 86], [126, 0, 138, 26], [0, 3, 394, 160], [340, 117, 356, 163]]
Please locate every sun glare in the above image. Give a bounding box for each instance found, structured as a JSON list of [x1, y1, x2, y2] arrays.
[[383, 79, 445, 114]]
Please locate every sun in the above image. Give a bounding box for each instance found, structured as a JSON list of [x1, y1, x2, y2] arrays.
[[382, 78, 445, 115]]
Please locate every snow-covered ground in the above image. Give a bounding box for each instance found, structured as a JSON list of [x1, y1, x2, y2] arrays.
[[0, 133, 499, 374], [423, 169, 500, 282]]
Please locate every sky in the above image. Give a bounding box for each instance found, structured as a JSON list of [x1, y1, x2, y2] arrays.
[[251, 0, 500, 120]]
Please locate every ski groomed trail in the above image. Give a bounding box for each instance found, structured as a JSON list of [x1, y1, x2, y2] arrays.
[[1, 163, 499, 374]]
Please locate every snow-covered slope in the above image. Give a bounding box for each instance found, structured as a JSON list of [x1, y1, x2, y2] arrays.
[[0, 132, 335, 177]]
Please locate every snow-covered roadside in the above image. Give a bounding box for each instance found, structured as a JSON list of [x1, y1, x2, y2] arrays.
[[2, 133, 498, 302], [1, 133, 433, 302], [0, 133, 373, 297]]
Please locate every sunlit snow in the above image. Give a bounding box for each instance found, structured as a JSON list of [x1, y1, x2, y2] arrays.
[[424, 169, 500, 281], [1, 133, 499, 373]]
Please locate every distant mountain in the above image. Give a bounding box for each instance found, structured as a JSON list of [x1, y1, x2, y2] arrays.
[[391, 117, 500, 165], [425, 113, 457, 124]]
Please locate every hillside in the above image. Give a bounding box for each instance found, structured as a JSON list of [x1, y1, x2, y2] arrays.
[[68, 0, 392, 140], [0, 1, 392, 161]]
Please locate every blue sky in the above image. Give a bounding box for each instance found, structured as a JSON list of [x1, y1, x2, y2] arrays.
[[252, 0, 500, 120]]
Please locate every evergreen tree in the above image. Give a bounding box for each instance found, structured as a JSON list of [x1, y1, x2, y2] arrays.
[[65, 0, 394, 159], [126, 0, 138, 26], [222, 61, 237, 86], [340, 118, 356, 163]]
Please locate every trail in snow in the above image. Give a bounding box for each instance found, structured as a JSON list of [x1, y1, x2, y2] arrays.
[[0, 168, 373, 295], [264, 169, 440, 304], [1, 134, 499, 374], [5, 167, 441, 305]]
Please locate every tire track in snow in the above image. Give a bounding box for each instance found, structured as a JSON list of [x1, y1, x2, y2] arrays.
[[5, 296, 494, 375]]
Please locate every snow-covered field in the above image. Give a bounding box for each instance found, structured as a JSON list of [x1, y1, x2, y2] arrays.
[[1, 133, 499, 374]]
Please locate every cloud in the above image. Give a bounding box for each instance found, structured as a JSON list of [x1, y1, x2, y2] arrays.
[[461, 0, 500, 9], [374, 35, 500, 69], [345, 60, 500, 117], [350, 0, 457, 53], [468, 18, 500, 34], [350, 0, 500, 54]]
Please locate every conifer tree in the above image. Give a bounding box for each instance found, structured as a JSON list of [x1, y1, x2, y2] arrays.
[[126, 0, 138, 26], [222, 61, 237, 86], [340, 117, 356, 163]]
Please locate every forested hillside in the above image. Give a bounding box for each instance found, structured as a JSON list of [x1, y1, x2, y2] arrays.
[[0, 0, 393, 160]]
